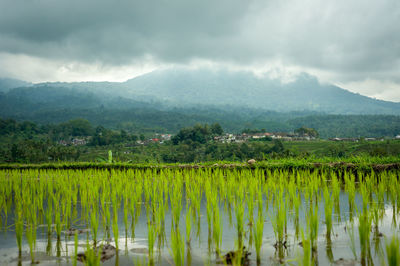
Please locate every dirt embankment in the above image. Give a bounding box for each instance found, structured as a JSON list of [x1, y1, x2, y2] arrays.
[[0, 161, 399, 172]]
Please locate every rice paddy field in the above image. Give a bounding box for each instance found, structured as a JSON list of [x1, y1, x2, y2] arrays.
[[1, 168, 400, 265]]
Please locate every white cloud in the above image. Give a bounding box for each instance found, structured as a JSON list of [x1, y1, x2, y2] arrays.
[[0, 52, 160, 83], [337, 79, 400, 102]]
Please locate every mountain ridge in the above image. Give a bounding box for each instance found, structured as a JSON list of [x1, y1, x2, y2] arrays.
[[3, 68, 400, 115], [120, 68, 400, 114]]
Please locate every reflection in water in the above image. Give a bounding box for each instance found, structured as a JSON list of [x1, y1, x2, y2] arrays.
[[46, 232, 52, 256], [0, 198, 398, 265], [326, 237, 333, 263]]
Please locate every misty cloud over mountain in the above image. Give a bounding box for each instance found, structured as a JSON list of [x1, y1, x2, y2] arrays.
[[119, 68, 400, 114], [2, 68, 400, 115]]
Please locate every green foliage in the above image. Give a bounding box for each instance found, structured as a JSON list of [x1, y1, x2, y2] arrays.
[[172, 123, 218, 145], [294, 126, 319, 138], [210, 122, 224, 135], [108, 150, 113, 163], [89, 125, 135, 146], [1, 78, 400, 139], [1, 116, 400, 164], [58, 118, 94, 137], [289, 115, 400, 138]]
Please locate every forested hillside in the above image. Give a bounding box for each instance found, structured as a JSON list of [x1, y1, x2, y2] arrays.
[[121, 68, 400, 114], [288, 115, 400, 138], [9, 68, 400, 115], [1, 69, 400, 138]]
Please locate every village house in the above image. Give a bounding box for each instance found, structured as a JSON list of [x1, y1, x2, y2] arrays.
[[213, 131, 320, 143], [271, 132, 296, 141], [72, 138, 88, 145], [160, 134, 171, 141], [59, 137, 89, 146], [329, 137, 359, 142], [214, 133, 236, 143], [58, 140, 69, 146]]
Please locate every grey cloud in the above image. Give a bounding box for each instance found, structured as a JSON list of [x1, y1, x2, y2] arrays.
[[0, 0, 399, 85], [0, 0, 252, 64]]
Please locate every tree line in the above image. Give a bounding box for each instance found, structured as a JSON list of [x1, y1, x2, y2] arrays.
[[1, 118, 399, 164]]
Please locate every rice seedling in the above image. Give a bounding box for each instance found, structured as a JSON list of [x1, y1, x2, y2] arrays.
[[153, 198, 167, 251], [234, 187, 245, 249], [385, 235, 400, 266], [393, 174, 400, 216], [1, 165, 400, 266], [246, 182, 255, 227], [83, 243, 102, 266], [112, 210, 119, 250], [130, 177, 142, 241], [299, 230, 313, 266], [246, 180, 256, 248], [26, 223, 36, 264], [253, 211, 264, 264], [371, 201, 383, 233], [323, 186, 333, 241], [256, 185, 263, 219], [73, 231, 78, 266], [377, 175, 386, 208], [15, 206, 23, 255], [270, 190, 287, 248], [389, 179, 398, 227], [359, 179, 370, 214], [147, 219, 156, 261], [122, 190, 129, 249], [103, 202, 111, 240], [306, 201, 319, 251], [185, 206, 192, 246], [344, 172, 356, 221], [90, 208, 99, 245], [331, 172, 341, 221], [111, 188, 120, 250], [345, 221, 357, 260], [170, 227, 185, 266], [358, 210, 372, 264], [170, 179, 183, 228], [205, 178, 214, 235], [213, 202, 222, 255]]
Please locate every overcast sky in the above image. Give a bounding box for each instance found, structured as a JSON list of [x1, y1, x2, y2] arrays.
[[0, 0, 399, 101]]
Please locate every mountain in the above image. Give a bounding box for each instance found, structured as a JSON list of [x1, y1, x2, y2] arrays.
[[1, 68, 400, 137], [121, 68, 400, 114], [0, 84, 157, 117], [0, 78, 31, 92], [26, 67, 400, 115], [0, 83, 298, 132]]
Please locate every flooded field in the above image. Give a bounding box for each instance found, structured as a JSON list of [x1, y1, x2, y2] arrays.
[[0, 168, 399, 265]]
